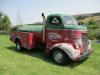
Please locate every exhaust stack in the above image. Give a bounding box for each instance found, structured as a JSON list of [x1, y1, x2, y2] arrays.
[[42, 13, 46, 42]]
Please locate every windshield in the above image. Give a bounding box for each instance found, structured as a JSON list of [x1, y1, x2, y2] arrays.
[[63, 16, 78, 25]]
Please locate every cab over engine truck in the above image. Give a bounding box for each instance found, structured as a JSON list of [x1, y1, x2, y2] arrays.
[[10, 13, 93, 65]]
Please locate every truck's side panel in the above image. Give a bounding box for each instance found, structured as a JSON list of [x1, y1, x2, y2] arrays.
[[34, 32, 43, 45], [45, 29, 72, 54], [10, 31, 35, 49], [27, 33, 35, 49]]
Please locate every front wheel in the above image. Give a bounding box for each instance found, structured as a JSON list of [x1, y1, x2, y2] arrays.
[[16, 41, 22, 50], [51, 48, 70, 65]]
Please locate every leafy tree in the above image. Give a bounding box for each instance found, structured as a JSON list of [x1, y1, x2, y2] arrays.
[[76, 16, 85, 20], [0, 12, 11, 33], [0, 12, 3, 31], [96, 33, 100, 40], [86, 19, 96, 25], [87, 25, 98, 30], [0, 12, 3, 21], [95, 29, 100, 40], [88, 29, 96, 40]]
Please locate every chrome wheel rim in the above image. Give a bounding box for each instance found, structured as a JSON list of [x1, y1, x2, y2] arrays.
[[54, 50, 63, 63]]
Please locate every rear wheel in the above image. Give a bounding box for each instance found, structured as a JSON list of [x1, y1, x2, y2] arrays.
[[51, 48, 70, 65], [16, 41, 22, 50]]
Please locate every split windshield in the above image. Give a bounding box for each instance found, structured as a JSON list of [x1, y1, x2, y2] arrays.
[[63, 16, 78, 25]]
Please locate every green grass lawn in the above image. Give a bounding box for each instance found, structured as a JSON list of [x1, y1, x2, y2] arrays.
[[0, 34, 100, 75]]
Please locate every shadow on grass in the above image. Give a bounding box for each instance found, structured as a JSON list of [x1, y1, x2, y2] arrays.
[[67, 58, 88, 68], [6, 46, 88, 68], [6, 46, 52, 62]]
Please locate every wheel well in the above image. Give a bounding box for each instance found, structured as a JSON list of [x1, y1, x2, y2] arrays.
[[50, 47, 71, 60], [15, 38, 20, 43], [50, 47, 64, 54], [50, 47, 62, 57], [50, 47, 72, 64]]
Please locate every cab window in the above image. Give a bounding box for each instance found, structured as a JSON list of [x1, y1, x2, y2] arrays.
[[49, 16, 62, 25], [63, 16, 77, 25]]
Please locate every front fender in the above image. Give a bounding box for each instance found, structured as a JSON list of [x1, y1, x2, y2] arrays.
[[50, 43, 80, 60]]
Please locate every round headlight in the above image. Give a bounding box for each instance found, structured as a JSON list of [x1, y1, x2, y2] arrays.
[[74, 41, 79, 49]]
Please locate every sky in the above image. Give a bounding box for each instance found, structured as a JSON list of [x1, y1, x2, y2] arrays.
[[0, 0, 100, 26]]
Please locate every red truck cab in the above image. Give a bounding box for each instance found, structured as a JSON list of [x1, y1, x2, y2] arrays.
[[10, 14, 93, 65]]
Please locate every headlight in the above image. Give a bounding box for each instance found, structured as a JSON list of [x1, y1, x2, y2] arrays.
[[74, 41, 79, 49], [73, 39, 79, 49]]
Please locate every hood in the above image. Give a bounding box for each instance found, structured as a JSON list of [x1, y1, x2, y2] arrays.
[[64, 25, 87, 30]]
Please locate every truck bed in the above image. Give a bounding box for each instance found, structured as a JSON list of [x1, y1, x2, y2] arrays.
[[11, 24, 44, 49], [15, 24, 44, 32]]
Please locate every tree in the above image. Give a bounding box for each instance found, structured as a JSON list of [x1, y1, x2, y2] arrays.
[[0, 12, 3, 21], [88, 29, 96, 40], [87, 19, 96, 25], [76, 15, 85, 20], [0, 12, 3, 31], [0, 12, 11, 33]]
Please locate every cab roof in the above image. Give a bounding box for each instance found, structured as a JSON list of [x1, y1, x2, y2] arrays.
[[47, 14, 71, 17]]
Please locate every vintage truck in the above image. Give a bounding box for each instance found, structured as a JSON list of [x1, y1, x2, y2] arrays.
[[10, 13, 93, 64]]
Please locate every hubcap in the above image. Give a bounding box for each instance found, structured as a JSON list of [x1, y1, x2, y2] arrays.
[[54, 50, 63, 63]]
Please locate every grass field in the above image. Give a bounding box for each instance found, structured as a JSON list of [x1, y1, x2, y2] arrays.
[[0, 34, 100, 75]]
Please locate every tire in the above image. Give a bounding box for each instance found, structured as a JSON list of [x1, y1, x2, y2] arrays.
[[16, 41, 22, 51], [51, 48, 70, 65]]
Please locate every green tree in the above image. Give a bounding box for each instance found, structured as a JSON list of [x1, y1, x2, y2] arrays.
[[88, 29, 96, 40], [76, 16, 85, 20], [0, 13, 11, 33], [0, 12, 3, 21], [0, 12, 3, 31], [87, 19, 96, 25], [0, 12, 3, 26]]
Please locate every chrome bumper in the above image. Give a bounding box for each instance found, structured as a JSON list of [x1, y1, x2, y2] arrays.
[[79, 49, 93, 60]]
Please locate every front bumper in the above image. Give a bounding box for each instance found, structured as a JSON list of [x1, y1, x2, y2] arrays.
[[72, 49, 93, 61], [79, 49, 93, 60]]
